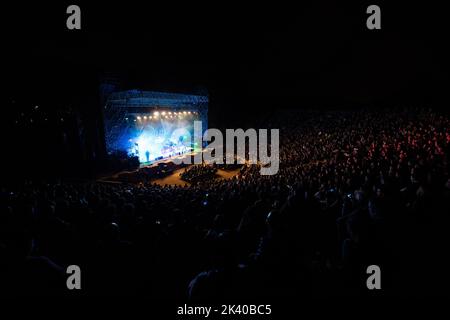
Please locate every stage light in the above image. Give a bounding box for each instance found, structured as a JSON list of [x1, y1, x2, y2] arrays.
[[153, 111, 159, 117], [149, 116, 153, 119], [144, 116, 147, 119], [183, 111, 187, 114], [137, 116, 141, 120], [188, 111, 192, 114], [168, 112, 172, 115], [162, 111, 166, 116], [125, 117, 128, 121]]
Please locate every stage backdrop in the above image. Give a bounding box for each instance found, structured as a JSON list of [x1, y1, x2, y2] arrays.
[[103, 90, 208, 163]]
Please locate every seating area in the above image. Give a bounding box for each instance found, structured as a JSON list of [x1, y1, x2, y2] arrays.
[[0, 108, 449, 298], [179, 164, 218, 183]]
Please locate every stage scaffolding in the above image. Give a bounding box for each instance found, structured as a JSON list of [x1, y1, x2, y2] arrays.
[[103, 90, 208, 155]]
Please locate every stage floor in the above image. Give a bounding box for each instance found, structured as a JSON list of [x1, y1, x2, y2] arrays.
[[139, 149, 198, 167]]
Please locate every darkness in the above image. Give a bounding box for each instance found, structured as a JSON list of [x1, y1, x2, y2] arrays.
[[5, 1, 449, 105], [1, 2, 450, 306], [2, 1, 449, 178]]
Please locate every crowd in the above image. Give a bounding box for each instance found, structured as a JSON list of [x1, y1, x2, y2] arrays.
[[112, 161, 182, 184], [180, 164, 218, 184], [0, 108, 449, 297]]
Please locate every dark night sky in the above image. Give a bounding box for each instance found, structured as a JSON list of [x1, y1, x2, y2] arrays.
[[3, 1, 449, 113]]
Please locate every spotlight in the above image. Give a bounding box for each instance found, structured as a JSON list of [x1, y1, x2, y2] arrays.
[[137, 116, 141, 120], [161, 111, 166, 116], [144, 116, 147, 119], [183, 111, 187, 114], [149, 116, 153, 119], [153, 111, 159, 116], [188, 111, 192, 114], [168, 112, 172, 115]]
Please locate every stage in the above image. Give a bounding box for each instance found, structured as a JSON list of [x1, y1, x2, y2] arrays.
[[103, 89, 208, 165]]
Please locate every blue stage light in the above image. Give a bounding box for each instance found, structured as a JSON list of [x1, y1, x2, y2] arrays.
[[104, 90, 208, 164]]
